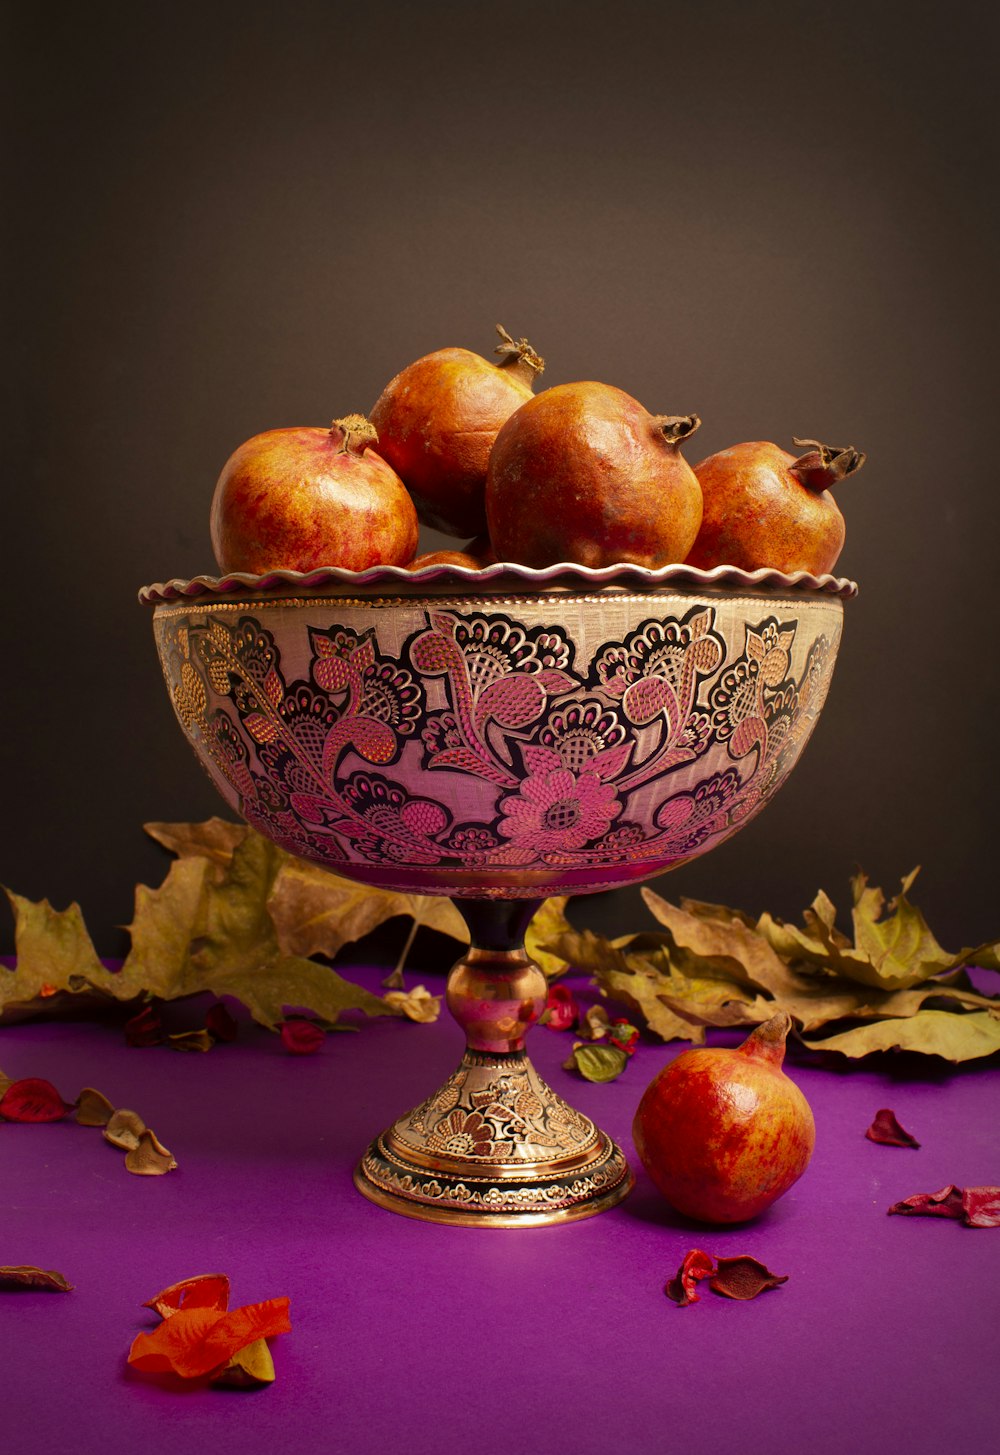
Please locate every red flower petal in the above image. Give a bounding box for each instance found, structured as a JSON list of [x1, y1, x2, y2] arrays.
[[887, 1185, 966, 1220], [961, 1187, 1000, 1228], [205, 1002, 238, 1043], [866, 1108, 920, 1148], [0, 1077, 74, 1122], [665, 1249, 715, 1306], [128, 1298, 291, 1379], [125, 1004, 163, 1048], [280, 1019, 325, 1055], [544, 984, 578, 1032], [143, 1274, 231, 1319], [709, 1256, 788, 1300]]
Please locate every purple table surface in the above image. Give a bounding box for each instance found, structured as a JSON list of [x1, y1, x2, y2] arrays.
[[2, 959, 998, 1455]]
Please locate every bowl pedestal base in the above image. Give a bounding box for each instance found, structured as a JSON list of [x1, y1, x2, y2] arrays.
[[353, 899, 634, 1227]]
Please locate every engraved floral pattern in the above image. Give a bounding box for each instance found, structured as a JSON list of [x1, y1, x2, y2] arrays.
[[156, 595, 840, 885]]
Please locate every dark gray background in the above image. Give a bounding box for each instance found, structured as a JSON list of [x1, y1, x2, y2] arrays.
[[4, 0, 998, 957]]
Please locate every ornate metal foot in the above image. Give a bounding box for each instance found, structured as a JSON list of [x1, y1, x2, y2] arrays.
[[354, 900, 634, 1227]]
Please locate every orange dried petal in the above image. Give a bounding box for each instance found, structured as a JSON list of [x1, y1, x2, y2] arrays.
[[128, 1297, 291, 1380], [200, 1298, 292, 1372], [144, 1274, 230, 1319], [128, 1306, 226, 1377]]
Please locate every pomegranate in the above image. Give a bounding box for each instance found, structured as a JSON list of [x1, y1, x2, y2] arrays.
[[369, 325, 544, 538], [687, 437, 866, 575], [485, 382, 703, 569], [406, 549, 483, 570], [632, 1013, 815, 1224], [209, 414, 418, 575]]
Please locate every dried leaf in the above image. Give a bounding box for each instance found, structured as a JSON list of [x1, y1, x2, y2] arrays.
[[103, 1108, 148, 1151], [526, 895, 572, 979], [280, 1019, 326, 1055], [125, 1128, 177, 1176], [759, 869, 1000, 992], [213, 1338, 275, 1387], [182, 835, 393, 1031], [382, 984, 442, 1023], [562, 1042, 629, 1082], [205, 1002, 239, 1042], [0, 1077, 74, 1122], [144, 817, 248, 875], [144, 1274, 230, 1318], [128, 1296, 291, 1380], [74, 1087, 115, 1127], [548, 926, 709, 1044], [802, 1010, 1000, 1063], [866, 1108, 920, 1147], [266, 858, 468, 961], [0, 1265, 73, 1292], [710, 1256, 788, 1300], [0, 889, 109, 1018], [543, 983, 578, 1031], [888, 1185, 1000, 1227], [167, 1029, 215, 1053], [665, 1249, 715, 1306]]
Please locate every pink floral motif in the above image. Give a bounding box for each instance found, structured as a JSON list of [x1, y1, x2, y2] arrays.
[[497, 767, 621, 852]]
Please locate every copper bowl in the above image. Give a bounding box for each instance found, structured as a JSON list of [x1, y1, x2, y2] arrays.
[[141, 560, 855, 1226]]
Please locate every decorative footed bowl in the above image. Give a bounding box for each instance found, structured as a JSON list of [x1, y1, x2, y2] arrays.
[[141, 560, 855, 1227]]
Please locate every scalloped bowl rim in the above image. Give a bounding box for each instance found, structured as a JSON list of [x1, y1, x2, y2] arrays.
[[139, 560, 858, 604]]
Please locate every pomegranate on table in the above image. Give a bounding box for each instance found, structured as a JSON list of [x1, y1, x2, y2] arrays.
[[687, 437, 866, 575], [369, 324, 545, 538], [485, 381, 703, 569], [632, 1012, 815, 1223], [209, 414, 418, 575]]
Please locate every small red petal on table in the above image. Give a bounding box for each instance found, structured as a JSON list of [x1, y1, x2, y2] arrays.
[[961, 1187, 1000, 1228], [205, 1002, 238, 1043], [128, 1297, 292, 1380], [888, 1185, 1000, 1228], [280, 1019, 326, 1055], [544, 985, 578, 1032], [125, 1004, 163, 1048], [709, 1256, 788, 1300], [866, 1108, 920, 1148], [0, 1077, 74, 1122], [887, 1185, 966, 1220], [665, 1249, 715, 1306]]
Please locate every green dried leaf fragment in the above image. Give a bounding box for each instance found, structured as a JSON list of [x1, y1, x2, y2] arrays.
[[562, 1042, 629, 1082]]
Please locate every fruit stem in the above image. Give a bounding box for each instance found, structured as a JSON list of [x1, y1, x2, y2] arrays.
[[330, 414, 379, 454], [790, 438, 866, 492], [738, 1011, 792, 1067], [494, 324, 545, 387], [653, 414, 702, 448]]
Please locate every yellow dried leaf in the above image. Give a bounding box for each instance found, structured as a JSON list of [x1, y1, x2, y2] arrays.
[[526, 895, 572, 979], [759, 869, 1000, 991], [144, 818, 248, 877], [213, 1337, 276, 1387], [268, 864, 468, 961], [802, 1009, 1000, 1062]]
